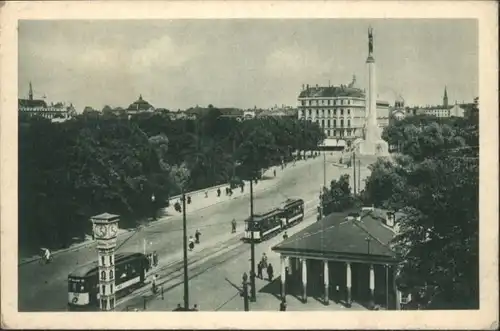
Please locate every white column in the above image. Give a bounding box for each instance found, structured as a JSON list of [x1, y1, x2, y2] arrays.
[[301, 258, 307, 302], [369, 264, 375, 306], [323, 260, 329, 305], [281, 256, 286, 301], [346, 262, 352, 307]]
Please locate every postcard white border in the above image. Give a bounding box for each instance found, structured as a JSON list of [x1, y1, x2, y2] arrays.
[[1, 1, 498, 329]]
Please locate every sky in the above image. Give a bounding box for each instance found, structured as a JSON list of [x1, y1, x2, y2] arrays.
[[18, 19, 478, 112]]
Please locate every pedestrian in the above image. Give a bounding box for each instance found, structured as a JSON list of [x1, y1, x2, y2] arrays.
[[217, 188, 221, 197], [267, 263, 274, 281], [240, 183, 244, 193], [152, 274, 158, 293], [195, 229, 201, 244], [279, 299, 287, 311], [205, 191, 208, 198], [257, 261, 263, 279], [273, 169, 276, 177], [187, 195, 191, 204], [261, 253, 268, 268], [283, 231, 288, 240], [231, 218, 237, 233], [152, 251, 158, 267], [192, 304, 198, 311], [189, 236, 195, 251], [229, 188, 233, 196]]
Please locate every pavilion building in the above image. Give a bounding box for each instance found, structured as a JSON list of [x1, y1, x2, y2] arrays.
[[272, 207, 404, 310]]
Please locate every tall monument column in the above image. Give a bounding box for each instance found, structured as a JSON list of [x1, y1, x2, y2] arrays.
[[354, 27, 389, 157], [91, 213, 120, 311]]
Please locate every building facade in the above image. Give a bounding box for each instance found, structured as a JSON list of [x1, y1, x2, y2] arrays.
[[415, 87, 465, 118], [297, 76, 389, 148], [18, 82, 75, 121]]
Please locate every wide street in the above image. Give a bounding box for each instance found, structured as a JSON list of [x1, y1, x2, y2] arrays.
[[18, 151, 370, 311]]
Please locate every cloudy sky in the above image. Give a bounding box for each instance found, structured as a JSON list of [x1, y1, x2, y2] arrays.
[[18, 19, 478, 112]]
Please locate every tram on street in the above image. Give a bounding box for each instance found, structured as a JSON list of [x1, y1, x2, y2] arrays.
[[280, 198, 305, 227], [244, 198, 305, 243], [244, 208, 283, 242], [67, 252, 150, 311]]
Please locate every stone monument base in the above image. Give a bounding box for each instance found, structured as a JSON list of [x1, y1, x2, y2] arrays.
[[354, 139, 389, 157]]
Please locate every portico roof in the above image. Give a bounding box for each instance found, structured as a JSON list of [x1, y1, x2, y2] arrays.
[[272, 208, 399, 263]]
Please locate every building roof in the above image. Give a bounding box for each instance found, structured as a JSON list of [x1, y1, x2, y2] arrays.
[[18, 98, 47, 108], [299, 85, 365, 99], [127, 95, 154, 111], [91, 212, 120, 221], [272, 208, 399, 262]]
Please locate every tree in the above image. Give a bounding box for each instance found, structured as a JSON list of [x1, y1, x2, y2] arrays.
[[321, 174, 355, 214], [364, 117, 479, 309]]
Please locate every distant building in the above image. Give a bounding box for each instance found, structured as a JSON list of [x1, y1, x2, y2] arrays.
[[390, 96, 406, 122], [126, 95, 155, 115], [257, 107, 298, 119], [18, 82, 76, 121], [415, 87, 465, 118], [298, 76, 390, 148]]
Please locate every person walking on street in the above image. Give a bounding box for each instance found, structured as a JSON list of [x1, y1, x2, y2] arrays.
[[195, 229, 201, 244], [152, 251, 158, 267], [205, 191, 208, 198], [283, 231, 288, 240], [267, 263, 274, 281], [257, 261, 263, 279], [261, 253, 268, 269], [189, 236, 195, 251], [231, 218, 237, 233], [217, 188, 221, 197], [152, 274, 158, 294], [273, 169, 276, 177], [279, 299, 287, 311]]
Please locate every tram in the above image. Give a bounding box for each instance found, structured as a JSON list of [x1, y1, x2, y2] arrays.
[[280, 198, 305, 227], [67, 252, 150, 311], [244, 208, 283, 242], [244, 198, 305, 243]]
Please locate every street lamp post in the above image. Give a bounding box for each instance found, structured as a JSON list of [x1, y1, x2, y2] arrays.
[[182, 189, 189, 310], [249, 179, 256, 302], [242, 272, 250, 311], [151, 194, 156, 221]]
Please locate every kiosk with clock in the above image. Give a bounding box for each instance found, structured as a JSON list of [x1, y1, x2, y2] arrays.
[[91, 212, 120, 311]]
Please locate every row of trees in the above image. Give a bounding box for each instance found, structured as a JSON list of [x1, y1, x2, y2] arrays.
[[19, 107, 325, 253], [363, 113, 479, 309]]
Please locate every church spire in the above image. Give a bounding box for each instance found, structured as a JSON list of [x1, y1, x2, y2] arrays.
[[29, 81, 33, 101], [443, 86, 448, 107]]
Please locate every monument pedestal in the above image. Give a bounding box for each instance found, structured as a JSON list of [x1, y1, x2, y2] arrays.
[[355, 139, 389, 157]]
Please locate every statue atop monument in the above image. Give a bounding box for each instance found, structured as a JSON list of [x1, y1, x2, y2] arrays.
[[368, 26, 374, 55]]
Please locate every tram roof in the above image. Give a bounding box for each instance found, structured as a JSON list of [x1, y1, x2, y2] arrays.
[[246, 208, 282, 221], [281, 198, 304, 208], [68, 252, 145, 278]]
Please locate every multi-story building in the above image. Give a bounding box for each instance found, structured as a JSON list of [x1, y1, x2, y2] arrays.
[[18, 82, 76, 121], [415, 87, 465, 118], [297, 76, 389, 148]]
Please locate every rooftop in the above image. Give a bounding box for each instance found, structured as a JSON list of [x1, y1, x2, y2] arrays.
[[299, 85, 365, 99], [127, 95, 154, 111], [272, 207, 400, 262]]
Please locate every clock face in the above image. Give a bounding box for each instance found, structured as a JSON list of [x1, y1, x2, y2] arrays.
[[110, 224, 118, 236], [95, 225, 107, 238]]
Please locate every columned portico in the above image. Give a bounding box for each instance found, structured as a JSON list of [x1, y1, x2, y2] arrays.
[[323, 260, 329, 305], [301, 258, 307, 302]]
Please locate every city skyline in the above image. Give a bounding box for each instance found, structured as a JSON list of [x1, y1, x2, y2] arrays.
[[19, 19, 478, 112]]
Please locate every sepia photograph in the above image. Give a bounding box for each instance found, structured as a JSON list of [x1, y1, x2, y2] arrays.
[[1, 1, 498, 329]]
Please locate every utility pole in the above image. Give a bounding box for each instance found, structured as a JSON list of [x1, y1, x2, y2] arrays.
[[323, 150, 326, 188], [352, 152, 357, 196], [249, 179, 256, 302], [358, 159, 361, 193], [182, 189, 189, 310], [242, 272, 250, 311]]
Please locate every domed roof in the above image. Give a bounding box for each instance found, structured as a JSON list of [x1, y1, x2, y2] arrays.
[[127, 94, 154, 111]]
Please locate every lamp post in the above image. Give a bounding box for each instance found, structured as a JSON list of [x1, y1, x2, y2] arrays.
[[91, 213, 120, 311], [182, 189, 189, 310], [151, 193, 156, 221], [242, 272, 250, 311], [249, 179, 256, 302]]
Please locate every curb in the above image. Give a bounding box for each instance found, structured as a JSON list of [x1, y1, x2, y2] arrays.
[[18, 158, 319, 266]]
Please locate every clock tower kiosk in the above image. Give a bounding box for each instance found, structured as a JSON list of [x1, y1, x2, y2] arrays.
[[91, 212, 120, 311]]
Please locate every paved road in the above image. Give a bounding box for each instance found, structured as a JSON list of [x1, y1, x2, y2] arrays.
[[18, 152, 369, 311]]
